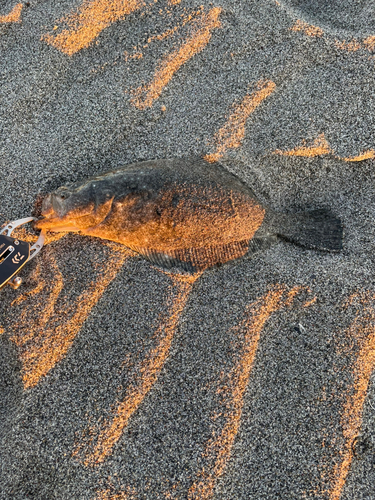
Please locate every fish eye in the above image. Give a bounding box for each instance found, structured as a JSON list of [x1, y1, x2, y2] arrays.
[[57, 189, 71, 200]]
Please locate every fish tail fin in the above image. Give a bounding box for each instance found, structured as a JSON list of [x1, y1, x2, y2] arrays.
[[276, 209, 343, 251]]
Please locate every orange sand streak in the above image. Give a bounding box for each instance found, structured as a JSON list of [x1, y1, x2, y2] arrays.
[[0, 3, 22, 23], [124, 51, 143, 61], [363, 36, 375, 52], [329, 294, 375, 500], [42, 0, 144, 56], [273, 133, 331, 157], [204, 80, 276, 163], [11, 255, 63, 346], [78, 273, 198, 466], [11, 280, 45, 307], [7, 253, 62, 380], [335, 39, 361, 52], [290, 20, 323, 37], [11, 245, 130, 389], [342, 150, 375, 162], [95, 488, 137, 499], [188, 285, 301, 499], [122, 7, 203, 61], [131, 7, 222, 109], [134, 8, 203, 53], [168, 0, 181, 4], [147, 27, 178, 43], [304, 296, 317, 308], [96, 493, 128, 500]]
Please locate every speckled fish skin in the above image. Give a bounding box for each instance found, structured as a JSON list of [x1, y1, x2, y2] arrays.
[[35, 157, 343, 272]]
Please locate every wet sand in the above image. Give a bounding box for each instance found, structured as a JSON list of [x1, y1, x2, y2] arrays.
[[1, 0, 375, 498]]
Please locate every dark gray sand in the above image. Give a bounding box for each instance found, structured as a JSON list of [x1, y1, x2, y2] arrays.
[[1, 0, 375, 498]]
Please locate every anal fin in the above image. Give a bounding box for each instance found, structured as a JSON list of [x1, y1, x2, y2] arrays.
[[131, 247, 197, 273], [130, 237, 275, 273]]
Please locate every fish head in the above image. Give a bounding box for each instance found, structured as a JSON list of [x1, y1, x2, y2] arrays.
[[34, 180, 113, 232]]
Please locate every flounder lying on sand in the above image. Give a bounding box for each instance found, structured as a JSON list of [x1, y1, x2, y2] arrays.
[[35, 157, 343, 272]]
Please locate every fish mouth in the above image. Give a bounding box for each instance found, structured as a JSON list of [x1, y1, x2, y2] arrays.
[[34, 192, 110, 233], [33, 217, 81, 232], [34, 193, 80, 232]]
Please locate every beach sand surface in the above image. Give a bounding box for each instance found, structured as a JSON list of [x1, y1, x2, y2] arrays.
[[1, 0, 375, 498]]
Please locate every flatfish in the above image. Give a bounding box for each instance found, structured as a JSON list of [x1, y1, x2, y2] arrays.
[[35, 157, 343, 272]]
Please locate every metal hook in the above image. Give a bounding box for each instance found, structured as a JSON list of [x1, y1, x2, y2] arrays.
[[0, 217, 36, 237], [29, 230, 46, 261]]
